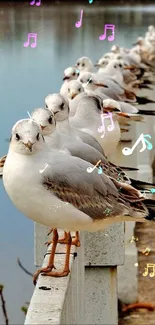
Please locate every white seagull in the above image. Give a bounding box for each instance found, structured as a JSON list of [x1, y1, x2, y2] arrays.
[[3, 118, 153, 283]]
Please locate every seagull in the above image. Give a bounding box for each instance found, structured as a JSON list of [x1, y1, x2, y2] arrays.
[[78, 71, 137, 103], [3, 118, 155, 283], [31, 107, 107, 166], [46, 92, 121, 156], [60, 67, 79, 102], [45, 93, 105, 155], [31, 107, 155, 193], [75, 56, 94, 73]]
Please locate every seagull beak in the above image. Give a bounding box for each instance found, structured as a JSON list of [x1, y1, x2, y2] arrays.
[[117, 112, 131, 118], [94, 83, 108, 88], [104, 106, 120, 113], [124, 65, 135, 70], [63, 76, 70, 81], [71, 93, 77, 99], [40, 125, 46, 130], [23, 141, 33, 152]]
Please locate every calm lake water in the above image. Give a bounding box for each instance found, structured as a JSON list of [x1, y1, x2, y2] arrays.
[[0, 1, 155, 323]]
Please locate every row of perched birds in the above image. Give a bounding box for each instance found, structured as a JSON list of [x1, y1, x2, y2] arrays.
[[1, 25, 155, 283]]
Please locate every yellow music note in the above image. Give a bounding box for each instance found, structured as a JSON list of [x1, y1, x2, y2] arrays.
[[143, 263, 155, 277], [142, 247, 151, 256]]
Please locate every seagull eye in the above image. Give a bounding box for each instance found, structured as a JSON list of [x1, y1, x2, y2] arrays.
[[16, 133, 20, 140], [77, 63, 79, 66], [78, 88, 81, 91], [119, 64, 122, 68], [73, 73, 76, 76], [82, 63, 85, 67], [36, 133, 40, 140], [45, 104, 48, 108], [48, 116, 53, 124], [60, 103, 64, 110]]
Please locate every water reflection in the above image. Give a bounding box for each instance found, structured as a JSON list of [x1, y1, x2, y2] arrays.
[[0, 1, 155, 323]]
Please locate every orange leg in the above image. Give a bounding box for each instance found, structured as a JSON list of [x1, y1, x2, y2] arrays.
[[122, 302, 155, 313], [46, 231, 81, 247], [33, 228, 58, 285], [41, 232, 72, 277], [72, 231, 81, 247]]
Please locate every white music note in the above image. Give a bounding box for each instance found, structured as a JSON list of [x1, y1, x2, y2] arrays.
[[98, 112, 114, 138], [39, 163, 49, 174], [86, 160, 101, 173], [122, 133, 146, 156]]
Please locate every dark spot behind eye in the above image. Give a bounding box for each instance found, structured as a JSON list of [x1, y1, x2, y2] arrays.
[[48, 116, 53, 124], [36, 133, 40, 140], [114, 65, 117, 68], [45, 104, 48, 108], [10, 136, 12, 142], [82, 63, 85, 67], [42, 135, 45, 141], [60, 103, 64, 110], [16, 133, 20, 140]]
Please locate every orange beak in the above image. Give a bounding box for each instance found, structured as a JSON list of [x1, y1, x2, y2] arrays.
[[94, 83, 108, 88], [124, 65, 136, 70], [63, 76, 70, 81], [117, 112, 131, 118], [40, 125, 46, 130], [23, 141, 33, 151], [104, 106, 120, 113], [71, 93, 77, 99]]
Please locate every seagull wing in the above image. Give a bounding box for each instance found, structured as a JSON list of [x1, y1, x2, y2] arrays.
[[41, 155, 146, 221]]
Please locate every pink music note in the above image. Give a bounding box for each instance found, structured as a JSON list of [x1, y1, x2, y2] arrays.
[[98, 112, 114, 138], [75, 10, 83, 28], [99, 24, 115, 42], [23, 33, 37, 48], [30, 0, 41, 5]]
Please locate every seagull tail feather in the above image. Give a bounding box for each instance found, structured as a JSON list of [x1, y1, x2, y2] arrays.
[[136, 96, 155, 105], [130, 178, 155, 191], [143, 199, 155, 220]]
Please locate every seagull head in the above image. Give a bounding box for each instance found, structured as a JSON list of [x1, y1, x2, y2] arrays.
[[103, 52, 115, 60], [102, 99, 121, 113], [78, 71, 108, 90], [75, 56, 94, 72], [31, 108, 56, 135], [94, 58, 109, 69], [111, 45, 120, 53], [63, 66, 79, 81], [10, 119, 45, 155], [45, 93, 69, 121], [107, 59, 125, 73], [67, 80, 84, 100]]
